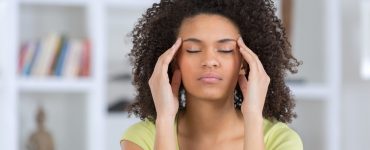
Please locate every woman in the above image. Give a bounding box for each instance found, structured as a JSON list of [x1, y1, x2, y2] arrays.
[[121, 0, 303, 150]]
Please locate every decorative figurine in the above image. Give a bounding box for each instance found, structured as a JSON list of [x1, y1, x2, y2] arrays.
[[27, 107, 54, 150]]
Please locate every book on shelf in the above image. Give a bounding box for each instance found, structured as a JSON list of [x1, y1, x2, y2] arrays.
[[18, 33, 91, 79]]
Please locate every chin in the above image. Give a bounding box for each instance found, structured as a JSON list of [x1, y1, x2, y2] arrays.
[[191, 89, 227, 100]]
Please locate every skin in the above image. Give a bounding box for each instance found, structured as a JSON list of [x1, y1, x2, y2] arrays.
[[122, 14, 270, 150]]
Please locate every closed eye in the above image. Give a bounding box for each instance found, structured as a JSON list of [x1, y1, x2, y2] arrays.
[[218, 49, 234, 53], [186, 49, 201, 53]]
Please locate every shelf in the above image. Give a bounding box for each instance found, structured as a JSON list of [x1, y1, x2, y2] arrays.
[[288, 83, 329, 99], [17, 77, 93, 92]]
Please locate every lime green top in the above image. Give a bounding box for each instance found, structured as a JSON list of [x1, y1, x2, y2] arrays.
[[121, 118, 303, 150]]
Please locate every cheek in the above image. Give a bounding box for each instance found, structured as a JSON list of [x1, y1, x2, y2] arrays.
[[225, 56, 242, 84], [225, 60, 241, 79], [177, 58, 200, 91], [178, 57, 197, 79], [227, 53, 242, 71]]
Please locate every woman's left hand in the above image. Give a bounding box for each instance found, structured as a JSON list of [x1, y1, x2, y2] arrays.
[[237, 37, 270, 117]]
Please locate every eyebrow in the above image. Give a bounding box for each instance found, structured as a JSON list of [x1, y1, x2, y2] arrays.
[[182, 38, 236, 44]]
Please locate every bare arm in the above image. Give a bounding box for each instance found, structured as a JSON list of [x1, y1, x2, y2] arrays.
[[243, 113, 265, 150], [237, 37, 269, 150], [149, 38, 182, 150], [121, 140, 143, 150], [154, 117, 177, 150]]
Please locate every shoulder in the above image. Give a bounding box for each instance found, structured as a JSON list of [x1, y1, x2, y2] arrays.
[[263, 119, 303, 150], [121, 119, 156, 150]]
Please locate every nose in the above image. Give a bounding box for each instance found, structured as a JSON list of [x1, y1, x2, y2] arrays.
[[201, 50, 220, 68]]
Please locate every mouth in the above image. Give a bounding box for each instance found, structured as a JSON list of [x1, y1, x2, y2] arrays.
[[198, 73, 222, 84]]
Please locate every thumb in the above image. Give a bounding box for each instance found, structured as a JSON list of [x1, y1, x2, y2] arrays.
[[171, 69, 182, 97]]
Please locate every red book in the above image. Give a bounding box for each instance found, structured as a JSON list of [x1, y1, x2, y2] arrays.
[[79, 39, 91, 77], [18, 42, 28, 74]]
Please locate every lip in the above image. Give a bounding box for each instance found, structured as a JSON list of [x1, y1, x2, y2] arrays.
[[198, 73, 222, 83]]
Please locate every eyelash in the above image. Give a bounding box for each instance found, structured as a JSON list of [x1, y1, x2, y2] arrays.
[[186, 49, 234, 53], [219, 50, 234, 53], [186, 50, 200, 53]]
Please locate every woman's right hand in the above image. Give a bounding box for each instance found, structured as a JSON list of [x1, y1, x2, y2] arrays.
[[149, 38, 182, 120]]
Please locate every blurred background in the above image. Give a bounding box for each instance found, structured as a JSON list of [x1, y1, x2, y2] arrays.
[[0, 0, 369, 150]]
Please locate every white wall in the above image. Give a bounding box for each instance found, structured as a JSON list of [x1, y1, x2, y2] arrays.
[[341, 0, 370, 149]]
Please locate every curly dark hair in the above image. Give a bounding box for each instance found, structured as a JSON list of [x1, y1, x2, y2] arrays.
[[127, 0, 302, 123]]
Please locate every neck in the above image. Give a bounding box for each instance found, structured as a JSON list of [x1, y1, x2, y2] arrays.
[[178, 94, 244, 140]]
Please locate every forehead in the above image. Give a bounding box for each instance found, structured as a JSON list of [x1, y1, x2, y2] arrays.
[[178, 14, 240, 41]]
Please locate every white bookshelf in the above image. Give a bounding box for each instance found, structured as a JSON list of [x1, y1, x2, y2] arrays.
[[0, 0, 341, 150], [286, 0, 342, 150], [1, 0, 105, 150]]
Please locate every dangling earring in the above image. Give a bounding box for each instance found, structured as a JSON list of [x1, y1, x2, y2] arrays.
[[180, 88, 186, 108], [234, 90, 238, 108], [234, 90, 242, 108]]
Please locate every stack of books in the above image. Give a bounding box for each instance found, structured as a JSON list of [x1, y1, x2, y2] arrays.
[[18, 33, 91, 78]]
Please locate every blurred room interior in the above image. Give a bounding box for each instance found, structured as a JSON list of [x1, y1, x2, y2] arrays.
[[0, 0, 369, 150]]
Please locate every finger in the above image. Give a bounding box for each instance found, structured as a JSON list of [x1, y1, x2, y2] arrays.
[[153, 38, 182, 76], [160, 38, 182, 74], [237, 37, 259, 74], [171, 69, 182, 97], [237, 37, 267, 73], [237, 37, 259, 60], [249, 52, 266, 74]]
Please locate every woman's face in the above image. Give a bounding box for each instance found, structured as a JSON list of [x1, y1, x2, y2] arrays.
[[176, 14, 243, 101]]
